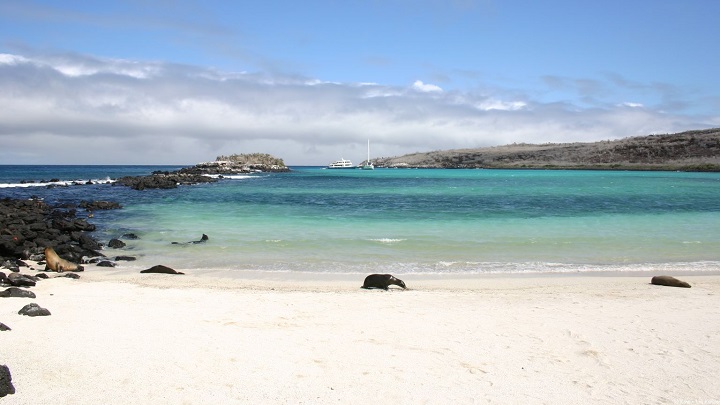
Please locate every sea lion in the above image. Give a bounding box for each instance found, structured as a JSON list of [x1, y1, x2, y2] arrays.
[[651, 275, 691, 288], [44, 247, 84, 273], [171, 234, 209, 245], [361, 274, 407, 290], [140, 265, 185, 275]]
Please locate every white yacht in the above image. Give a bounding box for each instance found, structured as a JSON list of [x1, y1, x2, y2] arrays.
[[327, 158, 354, 169]]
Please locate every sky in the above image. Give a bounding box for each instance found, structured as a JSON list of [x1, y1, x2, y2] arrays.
[[1, 0, 719, 165]]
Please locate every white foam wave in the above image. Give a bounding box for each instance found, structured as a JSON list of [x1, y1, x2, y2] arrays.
[[0, 177, 115, 188], [369, 238, 406, 244], [204, 174, 258, 180]]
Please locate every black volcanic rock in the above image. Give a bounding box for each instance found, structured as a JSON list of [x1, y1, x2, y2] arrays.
[[7, 273, 36, 288], [56, 273, 80, 279], [18, 303, 51, 317], [114, 173, 217, 190], [0, 365, 15, 397], [79, 200, 122, 210], [0, 198, 108, 265], [107, 239, 126, 248], [0, 287, 36, 298]]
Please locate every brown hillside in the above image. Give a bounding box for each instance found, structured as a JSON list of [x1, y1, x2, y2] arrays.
[[373, 128, 720, 171]]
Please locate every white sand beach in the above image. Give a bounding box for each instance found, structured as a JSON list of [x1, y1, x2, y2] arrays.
[[2, 270, 720, 404]]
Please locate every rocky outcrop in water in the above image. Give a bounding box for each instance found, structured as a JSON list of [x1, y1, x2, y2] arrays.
[[113, 153, 289, 190], [374, 128, 720, 171], [178, 153, 290, 175], [114, 172, 218, 190]]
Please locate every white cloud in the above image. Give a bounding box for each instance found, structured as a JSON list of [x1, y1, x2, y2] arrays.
[[0, 53, 713, 165], [620, 102, 644, 108], [411, 80, 443, 93], [475, 99, 527, 111], [0, 53, 29, 65]]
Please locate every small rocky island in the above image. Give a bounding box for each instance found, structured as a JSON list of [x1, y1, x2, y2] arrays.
[[373, 128, 720, 171], [114, 153, 290, 190]]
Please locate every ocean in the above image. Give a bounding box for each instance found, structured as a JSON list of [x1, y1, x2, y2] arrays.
[[1, 165, 719, 275]]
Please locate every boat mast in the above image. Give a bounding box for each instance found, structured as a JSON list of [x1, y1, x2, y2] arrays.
[[367, 139, 370, 164]]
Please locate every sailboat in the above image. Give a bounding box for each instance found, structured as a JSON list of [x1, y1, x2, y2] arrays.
[[360, 139, 374, 170]]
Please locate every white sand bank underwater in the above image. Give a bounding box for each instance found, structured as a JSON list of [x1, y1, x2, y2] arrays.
[[2, 270, 720, 404]]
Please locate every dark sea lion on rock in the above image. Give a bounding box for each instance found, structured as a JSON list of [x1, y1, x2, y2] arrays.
[[171, 234, 209, 245], [140, 265, 185, 275], [361, 274, 407, 290], [651, 275, 691, 288]]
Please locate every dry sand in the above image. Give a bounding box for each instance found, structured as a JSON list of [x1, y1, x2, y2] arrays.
[[2, 269, 720, 404]]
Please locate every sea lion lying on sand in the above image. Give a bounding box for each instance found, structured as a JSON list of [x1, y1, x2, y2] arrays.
[[140, 265, 185, 275], [171, 234, 209, 245], [44, 247, 84, 272], [361, 274, 406, 290], [651, 275, 691, 288]]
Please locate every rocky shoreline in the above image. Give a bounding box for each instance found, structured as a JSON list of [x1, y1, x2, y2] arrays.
[[0, 198, 113, 268], [373, 128, 720, 171], [0, 195, 187, 389]]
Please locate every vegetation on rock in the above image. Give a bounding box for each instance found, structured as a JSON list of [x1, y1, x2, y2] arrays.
[[215, 153, 286, 167]]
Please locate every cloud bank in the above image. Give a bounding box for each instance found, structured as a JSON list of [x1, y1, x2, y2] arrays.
[[0, 53, 715, 165]]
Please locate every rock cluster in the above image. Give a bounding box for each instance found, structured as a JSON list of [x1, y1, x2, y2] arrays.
[[0, 198, 114, 266], [114, 171, 219, 190], [1, 254, 80, 399]]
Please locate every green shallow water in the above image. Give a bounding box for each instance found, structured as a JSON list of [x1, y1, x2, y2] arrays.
[[3, 166, 719, 274], [89, 168, 720, 274]]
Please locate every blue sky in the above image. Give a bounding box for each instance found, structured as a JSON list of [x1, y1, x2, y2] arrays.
[[1, 0, 718, 165]]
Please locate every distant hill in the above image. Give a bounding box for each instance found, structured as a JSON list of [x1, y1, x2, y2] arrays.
[[373, 128, 720, 171]]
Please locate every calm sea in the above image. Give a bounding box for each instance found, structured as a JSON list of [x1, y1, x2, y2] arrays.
[[1, 165, 719, 275]]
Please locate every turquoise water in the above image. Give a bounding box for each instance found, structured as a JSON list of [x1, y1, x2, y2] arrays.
[[2, 166, 720, 274]]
